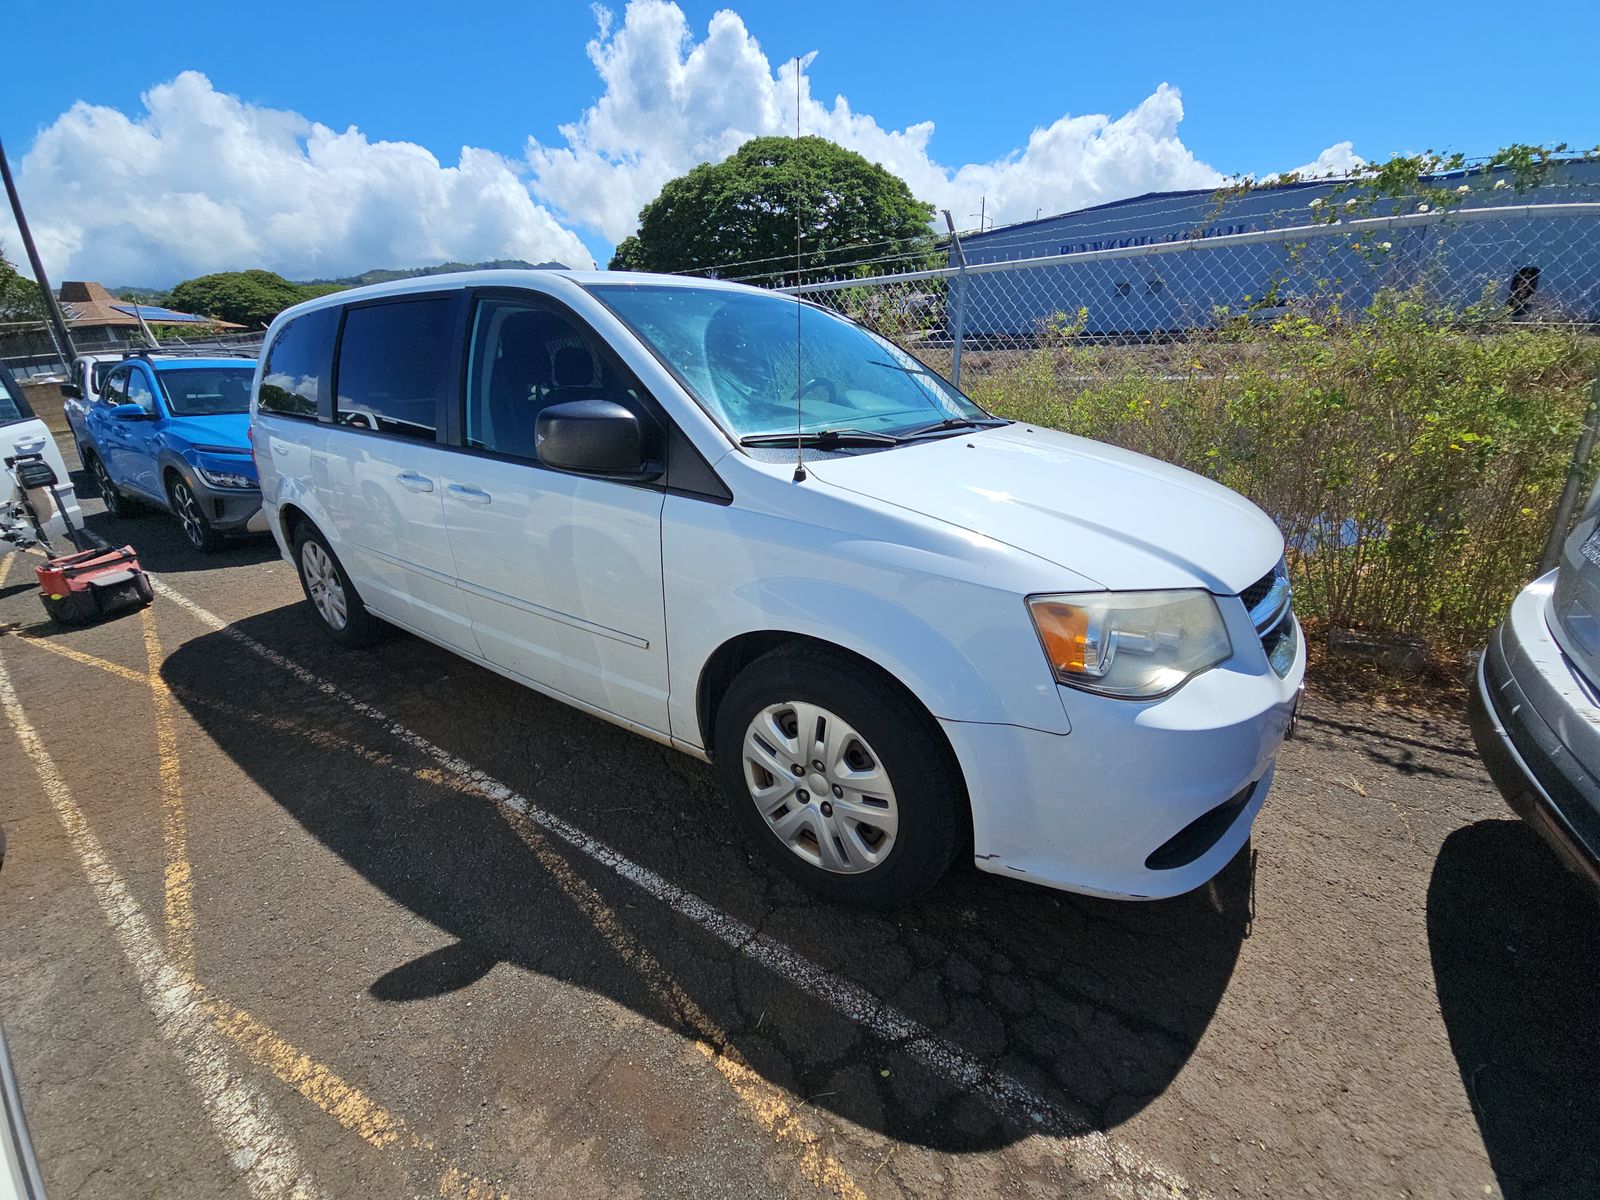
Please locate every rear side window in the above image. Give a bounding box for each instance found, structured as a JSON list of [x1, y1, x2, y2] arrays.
[[334, 299, 451, 441], [260, 307, 337, 419], [0, 371, 30, 426]]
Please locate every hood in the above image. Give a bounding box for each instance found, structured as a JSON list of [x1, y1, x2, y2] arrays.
[[165, 411, 251, 451], [806, 424, 1282, 593]]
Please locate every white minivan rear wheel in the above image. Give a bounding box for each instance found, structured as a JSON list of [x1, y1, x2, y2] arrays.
[[714, 644, 965, 908], [293, 524, 389, 647]]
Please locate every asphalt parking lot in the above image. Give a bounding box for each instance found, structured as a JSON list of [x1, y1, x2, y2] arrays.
[[1, 462, 1595, 1200]]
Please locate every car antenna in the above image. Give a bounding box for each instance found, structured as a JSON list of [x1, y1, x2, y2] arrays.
[[792, 53, 807, 483]]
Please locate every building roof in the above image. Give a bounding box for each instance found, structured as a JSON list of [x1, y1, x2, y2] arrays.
[[56, 281, 242, 330]]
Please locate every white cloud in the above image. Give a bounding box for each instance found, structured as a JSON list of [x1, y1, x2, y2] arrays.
[[1277, 140, 1366, 180], [7, 3, 1361, 286], [528, 2, 1229, 241], [9, 71, 594, 285]]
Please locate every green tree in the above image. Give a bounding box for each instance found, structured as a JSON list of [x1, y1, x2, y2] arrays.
[[167, 269, 320, 327], [610, 136, 935, 281], [0, 244, 46, 322]]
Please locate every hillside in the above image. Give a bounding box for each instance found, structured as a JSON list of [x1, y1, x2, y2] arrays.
[[113, 259, 571, 306], [297, 259, 570, 287]]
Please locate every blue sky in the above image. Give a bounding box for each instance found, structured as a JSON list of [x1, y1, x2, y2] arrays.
[[5, 0, 1597, 284]]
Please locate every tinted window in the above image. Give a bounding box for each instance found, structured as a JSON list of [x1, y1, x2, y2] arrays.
[[101, 368, 129, 405], [0, 370, 29, 426], [260, 307, 337, 419], [158, 366, 256, 415], [335, 299, 451, 441], [465, 298, 644, 459], [125, 369, 156, 412]]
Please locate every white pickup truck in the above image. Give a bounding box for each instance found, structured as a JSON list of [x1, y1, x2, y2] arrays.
[[59, 351, 124, 460]]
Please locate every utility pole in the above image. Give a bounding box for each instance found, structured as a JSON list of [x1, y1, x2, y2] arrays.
[[942, 210, 969, 389], [0, 136, 76, 371]]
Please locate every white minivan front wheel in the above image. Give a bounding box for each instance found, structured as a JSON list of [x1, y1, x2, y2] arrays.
[[714, 644, 965, 908]]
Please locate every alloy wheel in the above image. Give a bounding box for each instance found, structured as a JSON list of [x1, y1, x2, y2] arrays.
[[300, 541, 348, 631], [742, 701, 899, 874], [173, 480, 207, 548], [91, 457, 120, 515]]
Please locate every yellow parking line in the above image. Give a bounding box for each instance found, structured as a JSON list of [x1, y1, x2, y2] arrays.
[[176, 683, 869, 1197], [10, 634, 149, 684], [207, 999, 508, 1199], [140, 606, 195, 976], [3, 610, 512, 1197], [6, 568, 867, 1199], [503, 816, 870, 1200], [0, 644, 332, 1198]]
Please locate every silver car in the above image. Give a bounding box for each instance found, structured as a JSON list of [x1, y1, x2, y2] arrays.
[[1471, 488, 1600, 891]]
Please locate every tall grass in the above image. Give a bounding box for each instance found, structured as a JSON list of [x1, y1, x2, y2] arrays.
[[961, 294, 1600, 652]]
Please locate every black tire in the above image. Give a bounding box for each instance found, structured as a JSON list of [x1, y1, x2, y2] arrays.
[[714, 644, 966, 908], [87, 452, 137, 519], [168, 474, 226, 554], [292, 523, 388, 647]]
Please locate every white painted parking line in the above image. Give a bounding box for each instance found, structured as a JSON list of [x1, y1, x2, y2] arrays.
[[151, 576, 1204, 1199], [0, 644, 329, 1200]]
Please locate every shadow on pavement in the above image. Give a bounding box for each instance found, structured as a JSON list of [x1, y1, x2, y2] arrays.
[[68, 466, 278, 576], [1427, 819, 1600, 1198], [163, 603, 1247, 1152]]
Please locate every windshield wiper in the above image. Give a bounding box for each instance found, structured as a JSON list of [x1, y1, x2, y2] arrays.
[[896, 416, 1005, 440], [740, 428, 902, 448]]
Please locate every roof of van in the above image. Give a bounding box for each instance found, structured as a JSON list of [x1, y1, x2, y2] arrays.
[[268, 268, 767, 328]]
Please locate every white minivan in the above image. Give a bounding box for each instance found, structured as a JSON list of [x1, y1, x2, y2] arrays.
[[250, 271, 1304, 907]]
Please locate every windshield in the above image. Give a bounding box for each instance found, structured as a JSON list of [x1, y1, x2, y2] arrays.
[[587, 283, 991, 441], [156, 366, 256, 416]]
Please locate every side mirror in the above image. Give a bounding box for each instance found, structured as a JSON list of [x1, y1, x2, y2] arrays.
[[110, 402, 154, 421], [58, 382, 82, 400], [535, 400, 661, 481]]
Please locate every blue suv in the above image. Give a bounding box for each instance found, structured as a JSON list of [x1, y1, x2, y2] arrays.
[[81, 355, 263, 552]]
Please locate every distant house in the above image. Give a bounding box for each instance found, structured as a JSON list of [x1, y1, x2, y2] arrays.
[[56, 281, 242, 347]]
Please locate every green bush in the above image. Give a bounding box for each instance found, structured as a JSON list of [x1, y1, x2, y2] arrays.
[[964, 292, 1600, 652]]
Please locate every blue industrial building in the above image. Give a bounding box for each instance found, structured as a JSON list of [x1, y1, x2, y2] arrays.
[[950, 159, 1600, 338]]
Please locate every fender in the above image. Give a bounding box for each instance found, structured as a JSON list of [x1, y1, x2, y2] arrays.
[[667, 570, 1071, 749]]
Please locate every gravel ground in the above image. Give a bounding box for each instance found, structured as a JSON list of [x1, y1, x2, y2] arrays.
[[0, 455, 1593, 1200]]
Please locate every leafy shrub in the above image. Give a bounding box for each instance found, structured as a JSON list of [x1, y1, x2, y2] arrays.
[[965, 290, 1600, 651]]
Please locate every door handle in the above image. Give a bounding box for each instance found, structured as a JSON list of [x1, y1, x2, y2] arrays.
[[446, 483, 491, 505], [395, 471, 434, 493]]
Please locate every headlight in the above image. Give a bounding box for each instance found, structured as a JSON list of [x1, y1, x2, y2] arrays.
[[1027, 590, 1232, 699], [193, 465, 257, 490]]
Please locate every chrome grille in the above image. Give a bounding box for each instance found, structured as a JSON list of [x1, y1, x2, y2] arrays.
[[1239, 558, 1296, 677], [1239, 569, 1277, 613]]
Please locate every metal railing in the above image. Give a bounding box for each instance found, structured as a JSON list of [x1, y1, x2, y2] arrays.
[[1, 328, 263, 381]]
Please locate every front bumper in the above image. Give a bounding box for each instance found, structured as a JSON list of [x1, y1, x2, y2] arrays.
[[944, 615, 1305, 900], [189, 478, 264, 534], [1469, 576, 1600, 891]]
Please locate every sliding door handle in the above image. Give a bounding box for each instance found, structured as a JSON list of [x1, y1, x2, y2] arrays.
[[446, 483, 491, 505]]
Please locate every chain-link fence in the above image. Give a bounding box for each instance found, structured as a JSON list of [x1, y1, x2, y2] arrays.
[[0, 326, 263, 382], [773, 202, 1600, 655]]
